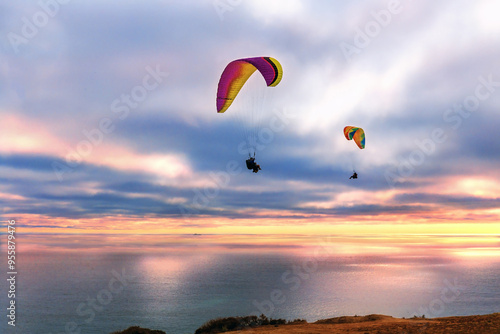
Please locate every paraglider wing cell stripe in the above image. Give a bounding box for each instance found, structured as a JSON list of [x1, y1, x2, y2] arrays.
[[263, 57, 279, 86], [264, 57, 283, 87]]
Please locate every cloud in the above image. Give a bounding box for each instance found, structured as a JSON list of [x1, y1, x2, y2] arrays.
[[395, 193, 500, 211]]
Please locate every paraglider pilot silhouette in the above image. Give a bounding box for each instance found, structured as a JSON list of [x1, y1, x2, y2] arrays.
[[246, 154, 261, 173], [349, 171, 358, 179]]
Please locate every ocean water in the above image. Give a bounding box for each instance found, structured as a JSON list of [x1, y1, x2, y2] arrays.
[[1, 236, 500, 334]]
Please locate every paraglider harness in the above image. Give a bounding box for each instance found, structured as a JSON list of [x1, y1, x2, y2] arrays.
[[246, 153, 261, 173], [349, 171, 358, 179]]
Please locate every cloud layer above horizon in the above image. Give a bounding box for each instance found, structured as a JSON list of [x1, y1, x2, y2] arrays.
[[1, 0, 500, 233]]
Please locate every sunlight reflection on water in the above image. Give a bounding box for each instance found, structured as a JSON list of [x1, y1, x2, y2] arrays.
[[0, 234, 499, 334]]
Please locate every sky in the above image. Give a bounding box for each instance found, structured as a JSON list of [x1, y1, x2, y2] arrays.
[[1, 0, 499, 251]]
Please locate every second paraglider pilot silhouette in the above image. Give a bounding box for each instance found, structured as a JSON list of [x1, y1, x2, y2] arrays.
[[246, 156, 261, 173]]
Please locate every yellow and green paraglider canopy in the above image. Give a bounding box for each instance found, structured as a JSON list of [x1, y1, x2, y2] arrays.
[[344, 126, 365, 149]]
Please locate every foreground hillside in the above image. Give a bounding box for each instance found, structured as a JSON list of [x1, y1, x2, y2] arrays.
[[223, 313, 500, 334], [111, 313, 500, 334]]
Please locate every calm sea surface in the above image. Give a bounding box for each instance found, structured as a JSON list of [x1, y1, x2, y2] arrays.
[[1, 235, 499, 334]]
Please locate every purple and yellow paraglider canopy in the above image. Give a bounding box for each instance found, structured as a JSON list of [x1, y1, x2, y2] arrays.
[[216, 57, 283, 113]]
